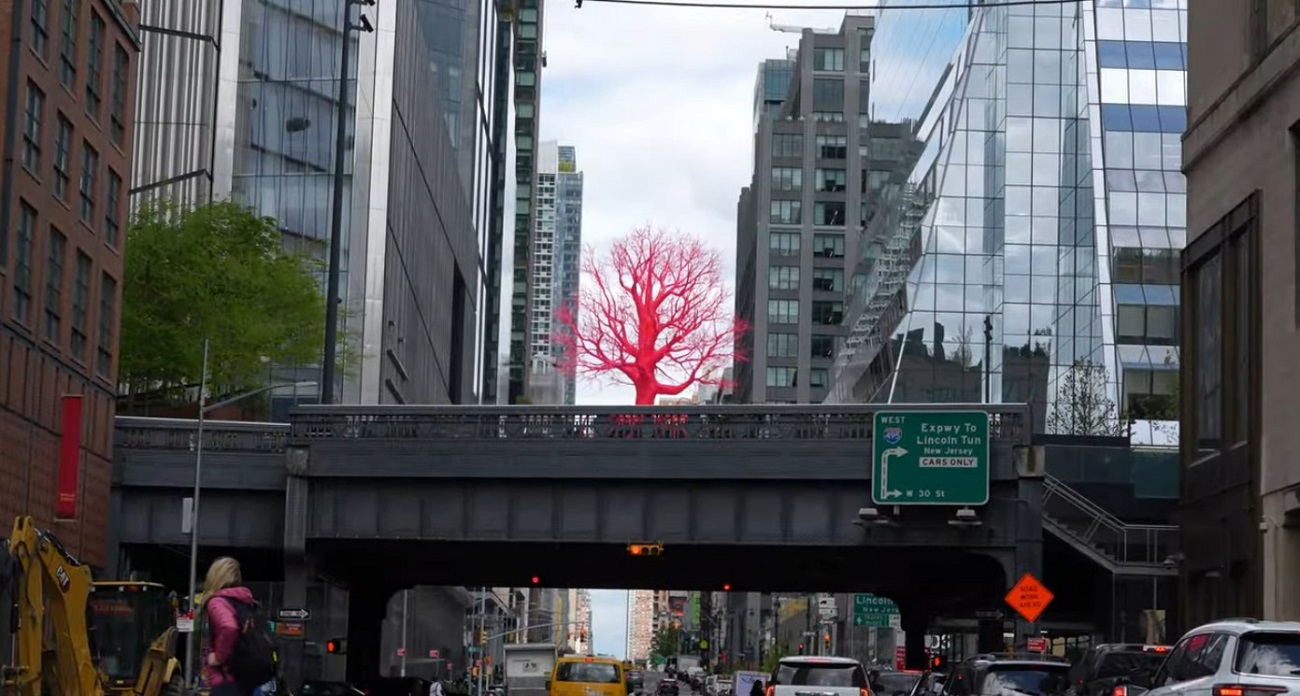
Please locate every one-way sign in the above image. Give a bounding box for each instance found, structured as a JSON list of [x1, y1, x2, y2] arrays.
[[277, 608, 311, 621]]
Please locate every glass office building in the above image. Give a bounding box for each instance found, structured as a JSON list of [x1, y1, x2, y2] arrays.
[[829, 0, 1186, 443]]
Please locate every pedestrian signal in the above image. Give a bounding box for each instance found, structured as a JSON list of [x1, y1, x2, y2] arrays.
[[824, 633, 831, 646], [326, 638, 347, 654]]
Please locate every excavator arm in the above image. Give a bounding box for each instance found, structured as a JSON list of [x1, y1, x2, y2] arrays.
[[2, 516, 104, 696]]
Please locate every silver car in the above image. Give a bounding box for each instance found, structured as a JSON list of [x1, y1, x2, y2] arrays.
[[1121, 619, 1300, 696], [769, 657, 870, 696]]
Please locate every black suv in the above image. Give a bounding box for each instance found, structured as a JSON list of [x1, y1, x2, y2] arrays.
[[1065, 644, 1172, 696], [942, 653, 1072, 696]]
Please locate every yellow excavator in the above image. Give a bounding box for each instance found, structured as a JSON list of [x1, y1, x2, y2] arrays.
[[1, 516, 184, 696]]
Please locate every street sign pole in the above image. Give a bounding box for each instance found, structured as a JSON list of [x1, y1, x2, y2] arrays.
[[873, 411, 991, 506]]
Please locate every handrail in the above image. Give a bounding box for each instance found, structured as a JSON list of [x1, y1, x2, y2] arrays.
[[1042, 473, 1177, 566]]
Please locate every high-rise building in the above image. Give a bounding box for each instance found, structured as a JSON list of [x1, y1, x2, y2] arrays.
[[734, 15, 877, 404], [754, 54, 796, 133], [627, 590, 656, 661], [130, 0, 513, 407], [526, 141, 582, 404], [1181, 2, 1299, 625], [0, 0, 141, 567], [824, 1, 1186, 446], [507, 0, 543, 404]]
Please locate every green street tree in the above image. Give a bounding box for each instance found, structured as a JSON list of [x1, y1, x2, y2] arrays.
[[1047, 359, 1129, 436], [652, 625, 680, 658], [119, 200, 331, 402]]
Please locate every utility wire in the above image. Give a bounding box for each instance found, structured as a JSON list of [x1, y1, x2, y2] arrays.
[[576, 0, 1080, 10]]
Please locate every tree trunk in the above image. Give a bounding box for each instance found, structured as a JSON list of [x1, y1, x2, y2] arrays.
[[634, 381, 658, 405]]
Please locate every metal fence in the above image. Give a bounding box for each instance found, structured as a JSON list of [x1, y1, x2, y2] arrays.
[[114, 416, 288, 452]]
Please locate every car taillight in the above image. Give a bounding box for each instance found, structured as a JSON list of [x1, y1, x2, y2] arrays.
[[1214, 686, 1288, 696], [1111, 685, 1127, 696], [765, 687, 774, 696], [860, 688, 872, 696]]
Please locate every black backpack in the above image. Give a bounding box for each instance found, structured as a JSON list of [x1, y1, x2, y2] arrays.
[[218, 597, 278, 691]]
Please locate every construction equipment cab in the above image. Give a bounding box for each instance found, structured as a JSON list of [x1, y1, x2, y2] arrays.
[[548, 655, 629, 696], [2, 516, 182, 696]]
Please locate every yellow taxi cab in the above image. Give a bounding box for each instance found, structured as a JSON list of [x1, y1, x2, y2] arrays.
[[549, 655, 629, 696]]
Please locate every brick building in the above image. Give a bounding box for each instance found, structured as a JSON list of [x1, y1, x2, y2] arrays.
[[0, 0, 138, 569]]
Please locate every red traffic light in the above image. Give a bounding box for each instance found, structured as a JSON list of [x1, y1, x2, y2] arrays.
[[531, 576, 540, 585], [326, 638, 347, 654], [824, 634, 831, 643], [722, 584, 731, 591], [797, 643, 804, 653]]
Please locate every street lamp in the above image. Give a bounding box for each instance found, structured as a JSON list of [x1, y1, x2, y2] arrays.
[[320, 0, 376, 404], [182, 339, 316, 687]]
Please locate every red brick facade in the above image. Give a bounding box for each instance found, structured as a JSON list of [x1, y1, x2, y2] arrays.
[[0, 0, 138, 569]]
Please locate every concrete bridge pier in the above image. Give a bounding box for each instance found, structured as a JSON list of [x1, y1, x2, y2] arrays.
[[346, 584, 390, 684], [282, 461, 312, 691], [898, 601, 933, 669]]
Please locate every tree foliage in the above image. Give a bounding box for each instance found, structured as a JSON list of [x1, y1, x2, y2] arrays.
[[557, 226, 749, 405], [119, 200, 329, 397], [652, 625, 680, 658], [1047, 359, 1128, 436]]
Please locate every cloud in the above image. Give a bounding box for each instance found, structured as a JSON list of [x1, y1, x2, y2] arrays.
[[538, 0, 970, 405], [590, 590, 629, 658]]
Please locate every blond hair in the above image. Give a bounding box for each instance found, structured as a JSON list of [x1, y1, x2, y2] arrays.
[[202, 557, 242, 597]]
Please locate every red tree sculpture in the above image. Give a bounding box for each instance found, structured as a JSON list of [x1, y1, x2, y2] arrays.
[[556, 225, 749, 405]]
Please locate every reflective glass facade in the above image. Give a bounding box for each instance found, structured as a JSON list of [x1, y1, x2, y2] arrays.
[[828, 0, 1186, 442], [509, 0, 542, 403], [555, 146, 584, 405], [754, 57, 794, 132]]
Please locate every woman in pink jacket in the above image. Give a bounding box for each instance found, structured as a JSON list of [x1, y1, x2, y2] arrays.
[[201, 557, 257, 696]]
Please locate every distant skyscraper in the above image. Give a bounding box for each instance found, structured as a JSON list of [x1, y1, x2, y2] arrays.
[[627, 591, 656, 661], [508, 0, 544, 404], [734, 15, 877, 404], [528, 142, 583, 404]]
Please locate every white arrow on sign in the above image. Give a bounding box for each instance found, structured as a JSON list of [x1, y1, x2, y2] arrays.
[[277, 608, 311, 621], [879, 447, 907, 500]]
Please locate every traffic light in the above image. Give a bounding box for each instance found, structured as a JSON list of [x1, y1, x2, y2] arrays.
[[722, 584, 731, 591], [797, 643, 805, 655], [479, 629, 488, 644], [326, 638, 347, 654], [824, 633, 831, 648], [628, 543, 664, 557], [531, 576, 541, 585], [580, 628, 588, 641]]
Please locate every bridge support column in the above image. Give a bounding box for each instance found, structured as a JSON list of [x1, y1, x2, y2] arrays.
[[899, 605, 931, 670], [977, 619, 1004, 653], [345, 585, 390, 684], [281, 557, 314, 690]]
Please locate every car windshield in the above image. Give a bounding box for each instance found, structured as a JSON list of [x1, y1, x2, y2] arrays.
[[556, 663, 621, 684], [874, 673, 921, 695], [1095, 653, 1168, 679], [980, 667, 1070, 696], [1235, 633, 1300, 677], [774, 663, 867, 688]]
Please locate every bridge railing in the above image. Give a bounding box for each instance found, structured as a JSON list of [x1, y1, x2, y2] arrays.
[[115, 416, 288, 452], [285, 404, 1032, 443]]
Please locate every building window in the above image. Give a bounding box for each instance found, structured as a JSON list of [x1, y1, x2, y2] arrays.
[[105, 169, 121, 246], [810, 368, 829, 389], [859, 47, 871, 73], [97, 273, 116, 376], [53, 114, 71, 200], [813, 47, 844, 71], [813, 111, 844, 123], [813, 78, 844, 110], [44, 228, 65, 341], [1115, 304, 1178, 345], [22, 82, 44, 173], [816, 135, 847, 159], [770, 200, 801, 225], [769, 231, 800, 257], [812, 300, 843, 325], [1193, 253, 1222, 451], [1122, 368, 1177, 419], [767, 299, 798, 324], [14, 203, 37, 324], [1113, 247, 1179, 284], [766, 366, 797, 388], [769, 266, 800, 291], [71, 251, 90, 360], [79, 141, 97, 221], [59, 0, 78, 88], [811, 334, 836, 359], [772, 133, 803, 158], [813, 233, 845, 258], [1232, 232, 1252, 443], [85, 13, 103, 119], [770, 166, 802, 192], [110, 44, 128, 145], [812, 267, 844, 293], [30, 0, 49, 59], [815, 168, 847, 192], [767, 332, 798, 358], [814, 201, 846, 226]]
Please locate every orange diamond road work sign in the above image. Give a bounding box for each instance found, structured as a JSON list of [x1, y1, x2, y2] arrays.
[[1005, 572, 1054, 624]]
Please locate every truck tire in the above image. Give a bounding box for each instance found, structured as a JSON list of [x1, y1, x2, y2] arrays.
[[161, 674, 185, 696]]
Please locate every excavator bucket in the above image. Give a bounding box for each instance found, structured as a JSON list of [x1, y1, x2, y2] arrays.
[[131, 627, 182, 696]]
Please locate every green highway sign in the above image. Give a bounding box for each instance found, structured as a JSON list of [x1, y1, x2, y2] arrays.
[[853, 594, 899, 628], [872, 411, 990, 506]]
